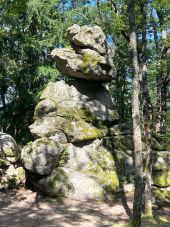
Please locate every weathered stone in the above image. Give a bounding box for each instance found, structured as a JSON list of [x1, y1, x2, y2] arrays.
[[21, 137, 63, 175], [0, 165, 25, 190], [43, 80, 118, 123], [152, 151, 170, 187], [67, 24, 113, 56], [29, 168, 73, 197], [51, 48, 115, 81], [29, 116, 66, 138], [0, 132, 20, 163], [64, 120, 107, 143], [30, 80, 119, 142], [64, 139, 119, 198], [51, 24, 115, 81]]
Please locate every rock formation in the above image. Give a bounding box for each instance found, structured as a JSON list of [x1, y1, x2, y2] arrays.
[[20, 24, 170, 200], [0, 133, 25, 189], [51, 24, 115, 81]]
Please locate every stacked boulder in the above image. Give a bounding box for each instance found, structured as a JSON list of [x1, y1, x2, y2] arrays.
[[21, 24, 122, 200], [0, 133, 25, 190], [21, 24, 170, 200]]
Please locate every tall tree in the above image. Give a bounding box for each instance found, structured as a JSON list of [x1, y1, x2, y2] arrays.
[[127, 0, 144, 226], [140, 0, 153, 216]]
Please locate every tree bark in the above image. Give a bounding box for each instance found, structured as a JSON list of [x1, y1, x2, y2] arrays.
[[140, 0, 153, 216], [127, 0, 144, 226]]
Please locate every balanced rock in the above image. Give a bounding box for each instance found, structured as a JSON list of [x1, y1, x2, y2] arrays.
[[51, 24, 115, 81]]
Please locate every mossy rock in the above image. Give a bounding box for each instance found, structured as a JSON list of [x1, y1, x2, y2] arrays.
[[109, 122, 133, 136], [110, 135, 134, 153], [80, 52, 102, 75], [84, 147, 119, 198], [153, 170, 170, 187], [0, 166, 25, 190], [29, 116, 66, 138], [64, 120, 108, 142], [30, 168, 73, 197]]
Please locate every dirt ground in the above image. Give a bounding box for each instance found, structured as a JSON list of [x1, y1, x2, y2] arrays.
[[0, 188, 170, 227], [0, 189, 131, 227]]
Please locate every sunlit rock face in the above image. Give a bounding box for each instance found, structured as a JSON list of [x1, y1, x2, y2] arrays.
[[51, 24, 115, 81]]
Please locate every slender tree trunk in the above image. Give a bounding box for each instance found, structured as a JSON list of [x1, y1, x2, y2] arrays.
[[141, 64, 153, 216], [127, 0, 144, 226], [140, 0, 153, 216], [155, 11, 168, 134]]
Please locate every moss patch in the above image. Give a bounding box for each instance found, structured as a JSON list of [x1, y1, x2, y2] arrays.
[[84, 147, 119, 200], [80, 52, 102, 75], [64, 120, 107, 142], [153, 170, 170, 187]]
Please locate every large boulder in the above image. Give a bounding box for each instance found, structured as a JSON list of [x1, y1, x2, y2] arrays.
[[30, 80, 119, 142], [0, 132, 20, 164], [51, 24, 115, 81], [27, 139, 119, 200], [21, 137, 63, 175]]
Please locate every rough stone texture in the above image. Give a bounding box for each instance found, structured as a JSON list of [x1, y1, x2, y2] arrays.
[[0, 166, 25, 190], [30, 80, 118, 142], [51, 24, 115, 81], [0, 132, 20, 163], [28, 139, 119, 199], [67, 24, 113, 56], [21, 137, 63, 175], [28, 168, 73, 197], [0, 133, 26, 190]]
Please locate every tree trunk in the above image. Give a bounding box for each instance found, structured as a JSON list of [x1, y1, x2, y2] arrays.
[[141, 64, 153, 216], [140, 0, 153, 216], [155, 11, 168, 134], [127, 0, 144, 226]]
